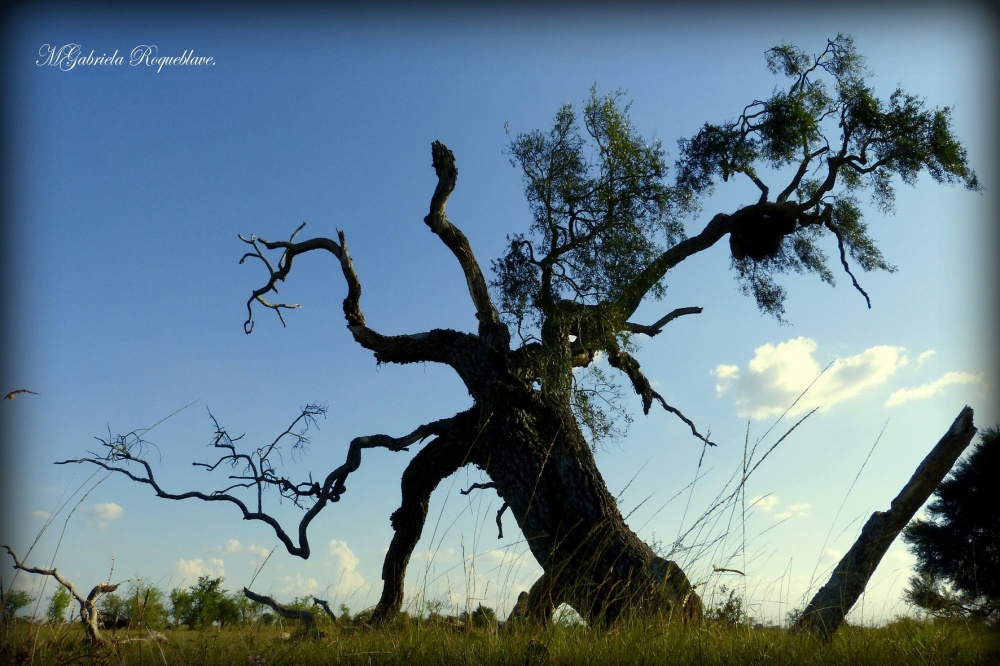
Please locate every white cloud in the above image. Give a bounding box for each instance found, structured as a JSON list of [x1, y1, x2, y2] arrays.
[[177, 557, 225, 580], [29, 510, 51, 521], [884, 371, 983, 407], [916, 350, 936, 366], [221, 539, 242, 554], [328, 539, 366, 596], [219, 539, 272, 559], [91, 502, 123, 521], [711, 364, 740, 396], [90, 502, 124, 529], [714, 337, 907, 418], [749, 495, 779, 512], [775, 503, 812, 521], [824, 548, 843, 562], [278, 574, 320, 597]]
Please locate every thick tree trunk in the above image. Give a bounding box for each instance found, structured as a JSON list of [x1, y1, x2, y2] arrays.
[[474, 386, 702, 626], [797, 406, 977, 639]]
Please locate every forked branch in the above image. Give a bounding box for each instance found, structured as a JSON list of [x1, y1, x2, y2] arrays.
[[3, 545, 120, 645]]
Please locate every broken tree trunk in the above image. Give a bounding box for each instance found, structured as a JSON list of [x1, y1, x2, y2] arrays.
[[797, 406, 977, 639]]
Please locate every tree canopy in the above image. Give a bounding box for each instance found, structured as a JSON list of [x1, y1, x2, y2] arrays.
[[903, 425, 1000, 622]]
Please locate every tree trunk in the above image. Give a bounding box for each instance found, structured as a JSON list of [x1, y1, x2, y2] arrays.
[[797, 406, 977, 639], [474, 386, 702, 626]]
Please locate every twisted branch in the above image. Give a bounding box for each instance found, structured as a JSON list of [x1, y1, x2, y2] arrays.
[[607, 343, 715, 447], [423, 141, 509, 346]]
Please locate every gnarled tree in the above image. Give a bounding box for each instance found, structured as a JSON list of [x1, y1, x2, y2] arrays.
[[59, 35, 979, 628]]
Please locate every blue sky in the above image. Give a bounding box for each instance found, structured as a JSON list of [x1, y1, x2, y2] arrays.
[[2, 4, 997, 625]]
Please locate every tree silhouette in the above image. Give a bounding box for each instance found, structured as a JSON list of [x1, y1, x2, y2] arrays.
[[61, 35, 981, 627], [903, 426, 1000, 621]]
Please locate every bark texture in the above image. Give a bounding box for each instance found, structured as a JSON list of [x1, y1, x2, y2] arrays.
[[797, 406, 977, 639]]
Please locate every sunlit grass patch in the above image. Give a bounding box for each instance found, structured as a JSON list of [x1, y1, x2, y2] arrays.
[[3, 615, 998, 665]]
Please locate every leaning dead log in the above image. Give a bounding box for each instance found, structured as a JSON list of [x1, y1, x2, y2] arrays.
[[797, 406, 977, 639], [242, 587, 318, 636]]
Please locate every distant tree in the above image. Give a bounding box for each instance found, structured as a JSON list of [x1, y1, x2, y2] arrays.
[[46, 587, 72, 625], [903, 426, 1000, 622], [2, 590, 33, 623], [97, 591, 130, 629], [187, 576, 230, 628], [465, 603, 497, 629], [168, 587, 193, 628], [64, 34, 980, 628], [125, 582, 168, 629]]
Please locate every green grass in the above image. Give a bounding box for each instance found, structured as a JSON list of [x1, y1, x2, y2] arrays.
[[3, 616, 998, 665]]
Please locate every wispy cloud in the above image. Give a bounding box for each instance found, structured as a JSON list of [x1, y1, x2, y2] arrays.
[[775, 503, 812, 521], [92, 502, 123, 520], [28, 510, 51, 521], [749, 495, 779, 512], [885, 371, 983, 407], [712, 337, 907, 418], [219, 539, 272, 558]]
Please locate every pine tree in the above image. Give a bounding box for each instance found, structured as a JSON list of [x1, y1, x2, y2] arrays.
[[903, 426, 1000, 621]]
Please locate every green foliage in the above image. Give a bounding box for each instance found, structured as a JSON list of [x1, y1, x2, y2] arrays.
[[169, 586, 193, 628], [2, 589, 33, 622], [182, 576, 239, 628], [706, 585, 750, 626], [97, 590, 128, 622], [494, 86, 683, 331], [45, 587, 71, 625], [459, 603, 497, 629], [903, 426, 1000, 622], [571, 362, 633, 451], [675, 33, 979, 317]]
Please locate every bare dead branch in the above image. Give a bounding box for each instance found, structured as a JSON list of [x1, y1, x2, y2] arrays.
[[623, 307, 703, 337], [460, 482, 497, 496], [423, 141, 508, 346], [823, 217, 872, 309], [311, 597, 338, 623], [496, 503, 509, 539], [607, 345, 715, 447], [3, 545, 119, 645], [57, 410, 465, 560], [3, 389, 39, 400], [242, 587, 318, 635], [458, 482, 508, 538]]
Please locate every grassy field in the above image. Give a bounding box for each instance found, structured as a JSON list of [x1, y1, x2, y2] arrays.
[[2, 616, 998, 665]]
